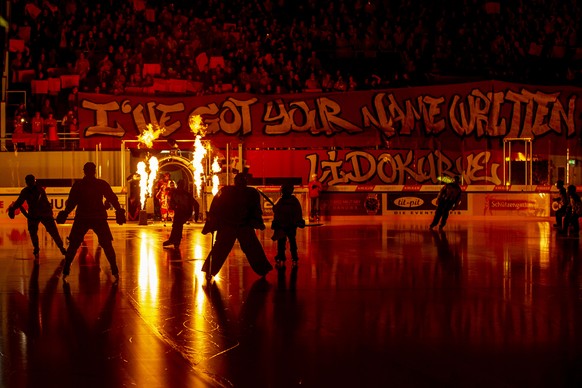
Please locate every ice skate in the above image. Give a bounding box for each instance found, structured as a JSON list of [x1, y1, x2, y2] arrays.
[[163, 240, 174, 248], [62, 261, 71, 281]]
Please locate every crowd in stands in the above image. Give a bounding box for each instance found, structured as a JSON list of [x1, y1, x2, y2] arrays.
[[4, 0, 582, 128]]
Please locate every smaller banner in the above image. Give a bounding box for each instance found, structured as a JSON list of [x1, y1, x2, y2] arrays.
[[472, 193, 550, 217], [320, 192, 383, 216], [386, 192, 468, 215]]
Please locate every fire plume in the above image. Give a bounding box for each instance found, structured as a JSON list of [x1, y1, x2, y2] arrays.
[[137, 161, 148, 210], [192, 136, 207, 197], [189, 115, 207, 136], [211, 157, 221, 195], [147, 157, 159, 197], [138, 124, 164, 148], [136, 156, 159, 210], [189, 115, 209, 197]]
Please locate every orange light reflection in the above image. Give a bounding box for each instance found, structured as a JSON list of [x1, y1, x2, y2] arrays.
[[138, 230, 160, 321]]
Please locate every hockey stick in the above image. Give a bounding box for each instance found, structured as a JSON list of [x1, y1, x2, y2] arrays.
[[205, 230, 215, 281], [255, 187, 276, 206]]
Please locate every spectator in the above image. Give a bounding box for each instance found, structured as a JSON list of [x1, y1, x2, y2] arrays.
[[308, 174, 323, 222], [4, 0, 582, 111], [288, 71, 302, 93], [13, 114, 25, 135], [10, 52, 24, 74], [333, 72, 347, 92], [74, 52, 90, 82], [97, 53, 114, 83], [560, 185, 582, 237], [304, 72, 321, 91], [321, 72, 334, 92], [69, 117, 79, 137], [14, 104, 29, 125], [40, 98, 54, 119], [67, 86, 78, 110], [61, 110, 76, 133], [112, 68, 126, 95], [113, 45, 129, 68], [44, 113, 59, 148], [347, 75, 358, 91], [553, 180, 568, 230], [31, 111, 44, 134]]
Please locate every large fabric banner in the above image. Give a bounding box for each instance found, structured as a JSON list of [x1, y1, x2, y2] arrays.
[[243, 149, 505, 185], [77, 80, 582, 154]]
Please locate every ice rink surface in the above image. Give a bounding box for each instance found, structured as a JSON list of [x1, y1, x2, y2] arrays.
[[0, 216, 581, 387]]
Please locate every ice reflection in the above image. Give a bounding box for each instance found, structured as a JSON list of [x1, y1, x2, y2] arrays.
[[194, 244, 203, 261], [1, 218, 582, 387], [537, 222, 550, 268], [137, 230, 159, 320], [193, 259, 207, 314]]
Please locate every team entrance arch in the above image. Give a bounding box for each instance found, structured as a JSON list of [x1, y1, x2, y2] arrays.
[[125, 152, 202, 222], [156, 155, 195, 192], [121, 139, 227, 221]]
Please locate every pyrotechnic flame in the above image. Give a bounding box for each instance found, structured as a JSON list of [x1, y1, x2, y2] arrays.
[[148, 157, 159, 196], [137, 161, 148, 210], [192, 136, 207, 197], [138, 123, 164, 148], [136, 156, 159, 210], [211, 157, 221, 196], [189, 115, 209, 197], [189, 115, 207, 136]]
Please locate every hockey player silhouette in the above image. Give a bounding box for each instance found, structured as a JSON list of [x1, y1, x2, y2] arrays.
[[56, 162, 126, 282], [8, 174, 67, 260], [201, 173, 272, 278], [430, 176, 462, 230], [271, 184, 305, 266], [163, 179, 197, 248], [308, 174, 323, 221]]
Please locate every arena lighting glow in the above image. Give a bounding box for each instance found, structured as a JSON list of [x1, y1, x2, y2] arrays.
[[189, 115, 208, 197], [211, 156, 221, 195], [438, 176, 455, 184]]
